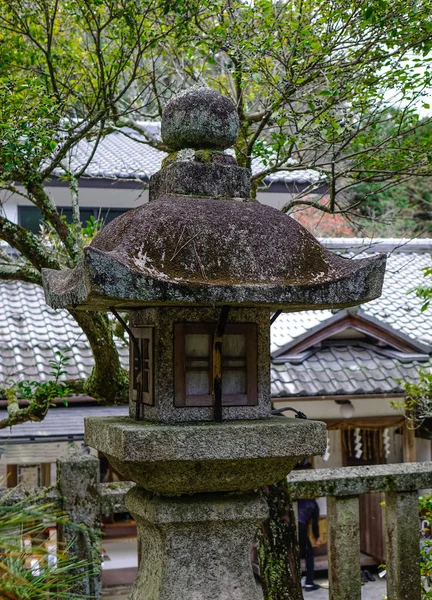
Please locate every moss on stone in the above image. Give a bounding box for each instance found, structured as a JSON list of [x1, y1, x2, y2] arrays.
[[161, 152, 179, 168], [194, 149, 225, 163]]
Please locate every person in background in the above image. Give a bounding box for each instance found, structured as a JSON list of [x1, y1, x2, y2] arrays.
[[298, 498, 322, 592]]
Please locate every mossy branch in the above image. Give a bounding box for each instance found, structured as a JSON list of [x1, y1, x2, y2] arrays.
[[0, 262, 43, 285], [0, 216, 59, 271], [26, 181, 79, 263]]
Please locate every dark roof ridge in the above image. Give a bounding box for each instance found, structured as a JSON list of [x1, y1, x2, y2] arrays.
[[273, 339, 430, 365], [319, 237, 432, 254], [271, 307, 432, 359]]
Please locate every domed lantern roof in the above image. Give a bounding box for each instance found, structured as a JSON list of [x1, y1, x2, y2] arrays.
[[42, 87, 386, 311]]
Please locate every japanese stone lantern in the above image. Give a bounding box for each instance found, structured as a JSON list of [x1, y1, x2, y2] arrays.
[[42, 87, 386, 600]]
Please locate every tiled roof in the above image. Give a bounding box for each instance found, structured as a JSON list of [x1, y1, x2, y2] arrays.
[[0, 238, 431, 398], [52, 127, 320, 185], [55, 127, 165, 181], [0, 281, 129, 383], [271, 238, 432, 353], [271, 238, 432, 397], [271, 345, 432, 398], [0, 405, 128, 439]]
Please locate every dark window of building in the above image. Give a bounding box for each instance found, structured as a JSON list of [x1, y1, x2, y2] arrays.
[[18, 206, 128, 234], [175, 323, 257, 407], [130, 327, 154, 406]]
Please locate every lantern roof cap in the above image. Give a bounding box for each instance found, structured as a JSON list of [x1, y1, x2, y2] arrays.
[[42, 88, 386, 311]]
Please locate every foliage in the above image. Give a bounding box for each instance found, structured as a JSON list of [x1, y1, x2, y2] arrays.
[[291, 196, 357, 237], [0, 492, 97, 599], [16, 350, 71, 406], [0, 351, 71, 427], [81, 215, 102, 243], [392, 370, 432, 427], [415, 264, 432, 313], [157, 0, 432, 209], [0, 78, 60, 181], [348, 173, 432, 238]]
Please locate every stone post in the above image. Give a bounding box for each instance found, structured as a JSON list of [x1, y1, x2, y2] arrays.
[[57, 448, 102, 599], [385, 490, 421, 600], [126, 487, 266, 600], [403, 420, 417, 462], [327, 496, 361, 600]]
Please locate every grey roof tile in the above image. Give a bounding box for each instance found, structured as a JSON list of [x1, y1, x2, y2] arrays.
[[271, 345, 432, 398], [0, 281, 128, 383], [270, 241, 432, 352], [0, 405, 129, 438], [52, 127, 317, 184], [271, 240, 432, 396]]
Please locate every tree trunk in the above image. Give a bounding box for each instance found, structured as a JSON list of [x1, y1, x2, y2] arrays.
[[70, 309, 129, 404], [258, 480, 303, 600]]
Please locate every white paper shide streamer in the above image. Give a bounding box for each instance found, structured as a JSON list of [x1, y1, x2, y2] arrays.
[[354, 428, 363, 459], [383, 428, 391, 458], [323, 435, 331, 462]]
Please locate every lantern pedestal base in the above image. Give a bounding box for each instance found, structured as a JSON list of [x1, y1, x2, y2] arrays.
[[125, 486, 266, 600], [84, 416, 327, 494]]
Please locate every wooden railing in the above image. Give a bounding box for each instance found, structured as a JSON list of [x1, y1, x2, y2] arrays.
[[1, 454, 431, 599]]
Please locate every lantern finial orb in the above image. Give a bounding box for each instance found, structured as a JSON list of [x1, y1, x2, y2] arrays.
[[161, 86, 239, 151]]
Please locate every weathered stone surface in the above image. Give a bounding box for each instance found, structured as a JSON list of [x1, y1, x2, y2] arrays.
[[42, 86, 386, 311], [84, 416, 327, 494], [0, 486, 60, 505], [286, 461, 432, 499], [126, 487, 265, 600], [100, 481, 135, 514], [385, 491, 421, 600], [57, 449, 102, 599], [161, 87, 239, 151], [130, 307, 271, 423], [149, 161, 251, 200], [327, 496, 361, 600], [42, 194, 386, 311]]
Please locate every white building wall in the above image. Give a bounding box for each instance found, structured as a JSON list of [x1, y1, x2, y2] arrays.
[[0, 185, 294, 225], [0, 190, 18, 223], [416, 436, 432, 462], [273, 397, 397, 421]]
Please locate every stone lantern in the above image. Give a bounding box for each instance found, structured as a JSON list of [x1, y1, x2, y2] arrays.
[[43, 87, 386, 600]]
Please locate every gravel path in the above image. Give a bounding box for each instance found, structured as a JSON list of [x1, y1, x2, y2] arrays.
[[102, 578, 388, 599]]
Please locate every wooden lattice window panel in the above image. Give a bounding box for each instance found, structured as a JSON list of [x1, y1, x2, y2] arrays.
[[130, 327, 154, 406], [174, 323, 257, 407]]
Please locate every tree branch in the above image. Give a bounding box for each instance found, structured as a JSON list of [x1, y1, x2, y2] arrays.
[[0, 263, 42, 285], [26, 181, 79, 263], [0, 216, 59, 271]]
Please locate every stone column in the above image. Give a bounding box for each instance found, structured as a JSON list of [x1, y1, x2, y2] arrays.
[[327, 496, 361, 600], [126, 486, 266, 600], [57, 449, 102, 599], [385, 491, 421, 600], [403, 420, 416, 462]]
